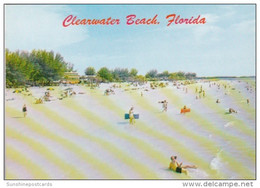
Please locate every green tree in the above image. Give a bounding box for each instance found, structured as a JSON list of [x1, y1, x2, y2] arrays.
[[97, 67, 113, 82], [5, 49, 72, 87], [158, 71, 170, 78], [130, 68, 138, 77], [169, 71, 186, 80], [135, 75, 146, 83], [85, 67, 96, 76], [185, 72, 197, 79], [145, 69, 158, 78], [112, 68, 129, 81]]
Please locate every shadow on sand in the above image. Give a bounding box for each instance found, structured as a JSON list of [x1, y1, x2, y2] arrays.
[[224, 112, 231, 115], [117, 122, 129, 125]]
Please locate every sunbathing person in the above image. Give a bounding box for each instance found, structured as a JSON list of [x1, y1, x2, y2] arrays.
[[229, 108, 237, 113], [169, 156, 197, 175]]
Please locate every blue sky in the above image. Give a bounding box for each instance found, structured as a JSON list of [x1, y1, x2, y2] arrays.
[[5, 4, 255, 76]]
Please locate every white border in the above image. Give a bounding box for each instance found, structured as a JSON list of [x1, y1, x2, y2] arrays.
[[0, 1, 258, 188]]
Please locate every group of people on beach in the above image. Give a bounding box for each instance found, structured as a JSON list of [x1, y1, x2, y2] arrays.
[[195, 86, 206, 99], [17, 80, 253, 177]]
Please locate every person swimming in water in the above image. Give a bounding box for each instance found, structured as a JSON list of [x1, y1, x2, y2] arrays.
[[169, 156, 197, 175]]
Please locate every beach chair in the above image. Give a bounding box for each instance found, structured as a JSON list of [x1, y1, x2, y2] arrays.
[[124, 114, 139, 119]]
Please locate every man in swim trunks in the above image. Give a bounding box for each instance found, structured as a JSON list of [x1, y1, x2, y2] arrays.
[[169, 156, 197, 175]]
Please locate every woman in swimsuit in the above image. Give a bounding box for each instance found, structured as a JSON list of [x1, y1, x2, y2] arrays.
[[169, 156, 197, 175], [129, 107, 135, 125]]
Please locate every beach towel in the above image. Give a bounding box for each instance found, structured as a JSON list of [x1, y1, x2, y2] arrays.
[[180, 108, 191, 113], [125, 113, 139, 119]]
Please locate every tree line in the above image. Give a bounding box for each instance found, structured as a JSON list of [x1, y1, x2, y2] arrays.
[[85, 67, 196, 82], [6, 49, 73, 87], [5, 49, 197, 87]]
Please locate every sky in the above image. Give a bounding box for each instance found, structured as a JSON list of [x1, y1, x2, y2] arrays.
[[5, 4, 255, 76]]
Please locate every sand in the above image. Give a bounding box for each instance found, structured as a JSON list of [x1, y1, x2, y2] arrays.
[[5, 78, 255, 179]]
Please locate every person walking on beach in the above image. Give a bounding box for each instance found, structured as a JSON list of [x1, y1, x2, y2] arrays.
[[22, 104, 27, 118], [202, 90, 205, 98], [169, 156, 197, 175], [129, 107, 135, 125], [159, 100, 168, 112]]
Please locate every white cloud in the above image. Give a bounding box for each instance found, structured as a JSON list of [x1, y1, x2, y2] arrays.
[[192, 25, 223, 42], [230, 20, 255, 34], [201, 13, 220, 24], [5, 5, 88, 51]]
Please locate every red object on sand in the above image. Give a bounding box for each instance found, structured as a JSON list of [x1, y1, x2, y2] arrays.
[[180, 108, 191, 113]]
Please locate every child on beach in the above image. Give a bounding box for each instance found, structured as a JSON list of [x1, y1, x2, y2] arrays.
[[169, 156, 197, 175], [129, 107, 135, 125], [22, 104, 27, 118]]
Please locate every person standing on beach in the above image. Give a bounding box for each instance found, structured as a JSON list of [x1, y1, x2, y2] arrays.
[[129, 107, 135, 125], [22, 104, 27, 118], [159, 100, 168, 112]]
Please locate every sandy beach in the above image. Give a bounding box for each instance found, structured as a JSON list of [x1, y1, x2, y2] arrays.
[[5, 78, 255, 179]]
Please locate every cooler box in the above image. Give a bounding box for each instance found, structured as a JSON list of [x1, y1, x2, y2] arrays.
[[125, 114, 139, 119], [180, 108, 191, 113]]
